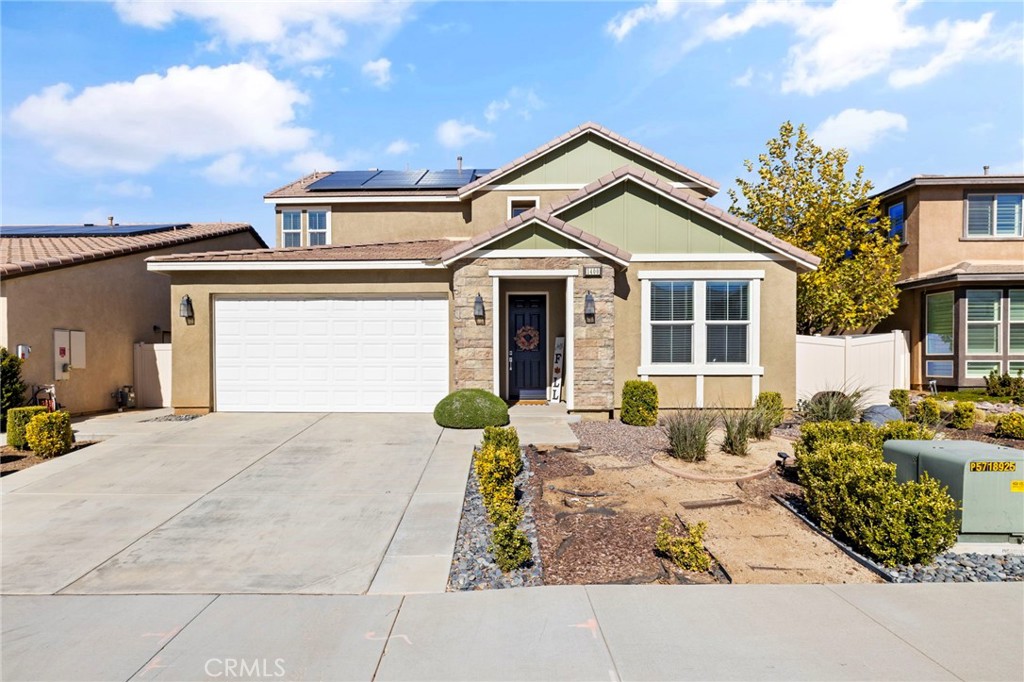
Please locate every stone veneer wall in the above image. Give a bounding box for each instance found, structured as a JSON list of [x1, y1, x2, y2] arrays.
[[451, 256, 616, 411]]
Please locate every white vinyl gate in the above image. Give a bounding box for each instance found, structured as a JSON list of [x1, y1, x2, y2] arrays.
[[214, 298, 449, 412], [133, 342, 172, 407], [795, 330, 910, 406]]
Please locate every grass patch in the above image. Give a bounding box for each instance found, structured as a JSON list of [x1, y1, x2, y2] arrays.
[[933, 389, 1017, 404]]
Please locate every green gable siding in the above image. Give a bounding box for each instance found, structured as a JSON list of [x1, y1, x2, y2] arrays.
[[555, 182, 767, 255], [490, 225, 574, 250], [501, 134, 693, 188]]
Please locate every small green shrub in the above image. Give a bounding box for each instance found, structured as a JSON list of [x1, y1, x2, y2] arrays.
[[483, 425, 520, 455], [798, 421, 879, 453], [799, 389, 865, 423], [6, 406, 48, 450], [663, 410, 716, 462], [950, 402, 976, 430], [655, 517, 711, 572], [621, 380, 658, 426], [889, 389, 910, 419], [984, 369, 1024, 402], [1, 347, 27, 432], [994, 412, 1024, 439], [24, 411, 73, 458], [877, 421, 934, 443], [491, 518, 532, 572], [433, 389, 509, 429], [754, 391, 785, 428], [914, 397, 942, 426], [721, 409, 752, 456]]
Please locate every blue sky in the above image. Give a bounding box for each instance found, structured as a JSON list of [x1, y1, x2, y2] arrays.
[[3, 0, 1022, 245]]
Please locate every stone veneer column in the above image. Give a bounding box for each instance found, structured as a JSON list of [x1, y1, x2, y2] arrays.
[[450, 256, 616, 411]]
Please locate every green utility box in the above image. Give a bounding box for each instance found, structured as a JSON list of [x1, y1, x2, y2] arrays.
[[883, 439, 1024, 542]]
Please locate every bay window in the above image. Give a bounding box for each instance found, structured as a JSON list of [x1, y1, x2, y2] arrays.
[[1010, 290, 1024, 355], [925, 291, 954, 355], [965, 290, 1001, 355]]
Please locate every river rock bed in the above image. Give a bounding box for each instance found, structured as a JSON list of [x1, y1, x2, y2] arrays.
[[447, 447, 544, 591], [892, 552, 1024, 583]]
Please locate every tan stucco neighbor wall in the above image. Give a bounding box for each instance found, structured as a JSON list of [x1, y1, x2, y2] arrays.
[[164, 269, 452, 413], [0, 231, 260, 415]]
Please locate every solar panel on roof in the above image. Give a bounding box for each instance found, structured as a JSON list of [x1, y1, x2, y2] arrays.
[[416, 170, 477, 188], [306, 170, 381, 191], [1, 224, 189, 238], [362, 170, 429, 189]]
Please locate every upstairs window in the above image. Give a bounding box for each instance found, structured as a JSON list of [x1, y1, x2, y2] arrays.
[[508, 197, 540, 219], [966, 194, 1023, 238], [888, 201, 906, 243], [282, 211, 302, 248], [308, 210, 328, 246]]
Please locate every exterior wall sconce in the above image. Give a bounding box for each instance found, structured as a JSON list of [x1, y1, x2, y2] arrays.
[[584, 290, 596, 324], [179, 294, 195, 326], [473, 293, 485, 322]]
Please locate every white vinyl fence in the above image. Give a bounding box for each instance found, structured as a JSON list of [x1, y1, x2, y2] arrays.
[[133, 342, 172, 408], [795, 331, 910, 406]]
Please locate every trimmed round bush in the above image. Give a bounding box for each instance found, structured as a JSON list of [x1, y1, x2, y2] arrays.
[[25, 411, 73, 458], [433, 389, 509, 429], [994, 412, 1024, 439], [621, 380, 658, 426], [6, 406, 48, 450]]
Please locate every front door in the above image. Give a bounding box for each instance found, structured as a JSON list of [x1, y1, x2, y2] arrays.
[[508, 295, 546, 400]]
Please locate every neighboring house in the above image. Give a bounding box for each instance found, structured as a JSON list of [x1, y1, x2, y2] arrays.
[[0, 223, 266, 414], [872, 175, 1024, 389], [148, 123, 819, 416]]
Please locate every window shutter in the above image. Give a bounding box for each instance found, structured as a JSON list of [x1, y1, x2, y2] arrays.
[[995, 195, 1022, 236], [925, 292, 954, 354], [966, 196, 994, 236]]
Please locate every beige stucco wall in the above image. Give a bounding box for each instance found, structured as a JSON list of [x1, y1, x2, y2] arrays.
[[613, 259, 800, 409], [165, 269, 452, 412], [466, 189, 579, 232], [0, 231, 261, 415]]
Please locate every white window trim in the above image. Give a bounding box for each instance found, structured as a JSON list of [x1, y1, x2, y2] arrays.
[[638, 271, 763, 377], [281, 210, 302, 248], [507, 195, 540, 220], [925, 291, 955, 357], [305, 206, 332, 246], [965, 360, 1003, 378], [964, 193, 1024, 239], [965, 289, 1002, 356]]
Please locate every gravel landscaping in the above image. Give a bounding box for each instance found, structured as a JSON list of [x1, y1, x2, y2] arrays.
[[447, 447, 543, 591], [892, 553, 1024, 583], [142, 414, 203, 423]]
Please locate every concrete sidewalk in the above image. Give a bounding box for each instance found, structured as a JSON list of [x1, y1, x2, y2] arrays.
[[2, 584, 1021, 681]]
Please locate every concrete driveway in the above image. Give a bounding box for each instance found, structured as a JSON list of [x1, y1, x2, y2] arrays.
[[1, 412, 474, 595]]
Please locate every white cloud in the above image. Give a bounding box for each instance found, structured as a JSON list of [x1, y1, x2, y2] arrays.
[[606, 0, 689, 42], [112, 0, 413, 63], [702, 0, 1017, 95], [9, 63, 312, 173], [385, 139, 416, 155], [732, 67, 754, 87], [300, 65, 329, 79], [484, 87, 545, 123], [813, 109, 908, 152], [285, 150, 347, 175], [361, 58, 392, 88], [201, 152, 257, 185], [436, 120, 492, 149], [97, 179, 153, 199]]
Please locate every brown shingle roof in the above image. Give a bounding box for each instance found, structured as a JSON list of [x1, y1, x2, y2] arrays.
[[149, 239, 457, 263], [438, 211, 632, 265], [1, 223, 264, 277], [456, 122, 721, 198], [899, 261, 1024, 288]]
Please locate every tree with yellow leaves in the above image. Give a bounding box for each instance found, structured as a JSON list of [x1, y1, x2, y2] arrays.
[[729, 122, 902, 335]]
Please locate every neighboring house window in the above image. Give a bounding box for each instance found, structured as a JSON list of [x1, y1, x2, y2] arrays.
[[965, 290, 1001, 355], [925, 291, 954, 355], [888, 201, 906, 243], [508, 197, 540, 219], [308, 210, 328, 246], [640, 272, 761, 375], [966, 194, 1023, 238], [1010, 290, 1024, 355], [925, 360, 954, 378], [966, 361, 1001, 378], [282, 211, 302, 247], [1009, 360, 1024, 375]]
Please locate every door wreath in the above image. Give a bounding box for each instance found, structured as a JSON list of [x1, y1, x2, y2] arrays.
[[514, 325, 541, 351]]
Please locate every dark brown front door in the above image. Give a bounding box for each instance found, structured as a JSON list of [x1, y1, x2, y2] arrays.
[[509, 295, 546, 399]]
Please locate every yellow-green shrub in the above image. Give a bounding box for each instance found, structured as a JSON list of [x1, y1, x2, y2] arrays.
[[754, 391, 785, 428], [950, 402, 976, 430], [994, 412, 1024, 439], [6, 406, 47, 450], [655, 517, 711, 572], [621, 380, 658, 426], [491, 519, 532, 572], [876, 421, 934, 443], [915, 397, 942, 426], [483, 425, 520, 457], [889, 389, 910, 419], [798, 421, 879, 453], [24, 411, 73, 458], [473, 434, 531, 572]]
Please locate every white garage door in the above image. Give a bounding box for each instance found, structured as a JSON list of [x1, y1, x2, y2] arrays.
[[214, 298, 449, 412]]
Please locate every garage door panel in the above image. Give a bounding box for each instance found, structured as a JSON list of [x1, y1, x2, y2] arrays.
[[215, 298, 450, 413]]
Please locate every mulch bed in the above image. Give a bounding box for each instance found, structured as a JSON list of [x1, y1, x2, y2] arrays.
[[934, 422, 1023, 448], [0, 442, 94, 476]]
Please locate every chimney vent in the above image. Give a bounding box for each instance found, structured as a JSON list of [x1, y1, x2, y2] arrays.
[[457, 156, 463, 173], [108, 216, 114, 226], [983, 165, 990, 175]]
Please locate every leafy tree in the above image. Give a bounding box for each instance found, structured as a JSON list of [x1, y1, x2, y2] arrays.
[[1, 347, 28, 430], [729, 122, 902, 334]]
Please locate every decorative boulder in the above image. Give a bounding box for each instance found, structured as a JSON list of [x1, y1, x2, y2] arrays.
[[861, 404, 904, 427]]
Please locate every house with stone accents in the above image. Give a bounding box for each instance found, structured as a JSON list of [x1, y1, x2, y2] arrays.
[[148, 123, 819, 417]]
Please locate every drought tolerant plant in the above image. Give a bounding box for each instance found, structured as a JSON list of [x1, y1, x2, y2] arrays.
[[796, 420, 933, 462], [433, 389, 509, 429], [889, 389, 910, 419], [6, 406, 48, 450], [482, 425, 520, 456], [663, 409, 716, 462], [0, 347, 27, 432], [721, 409, 752, 456], [753, 391, 785, 429], [914, 397, 942, 427], [749, 402, 776, 440], [621, 380, 658, 426], [24, 411, 73, 458], [994, 412, 1024, 439], [474, 430, 531, 572], [491, 517, 533, 572], [799, 388, 866, 423], [876, 421, 934, 443], [984, 369, 1024, 402], [949, 402, 976, 430], [655, 517, 711, 572]]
